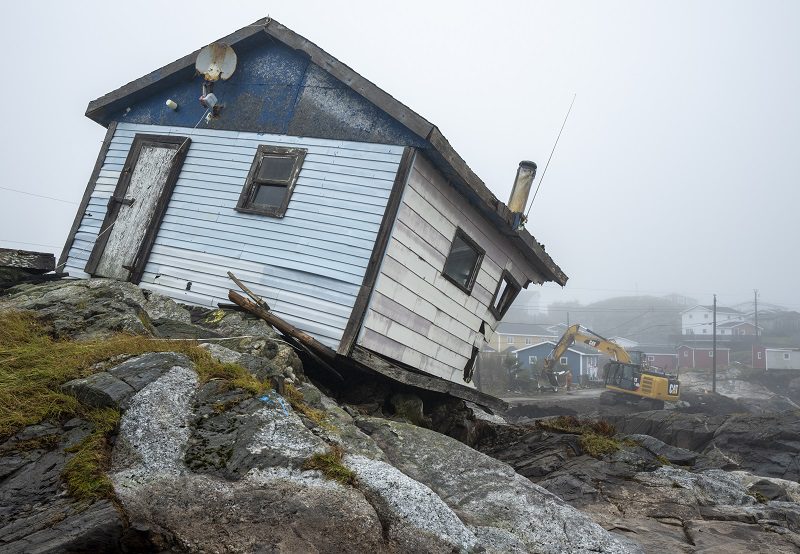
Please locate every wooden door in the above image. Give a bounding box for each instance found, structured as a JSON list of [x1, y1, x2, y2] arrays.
[[85, 134, 190, 283]]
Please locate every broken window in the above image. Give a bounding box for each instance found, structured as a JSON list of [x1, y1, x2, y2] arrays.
[[441, 228, 484, 294], [463, 345, 479, 383], [490, 270, 521, 319], [236, 145, 307, 217]]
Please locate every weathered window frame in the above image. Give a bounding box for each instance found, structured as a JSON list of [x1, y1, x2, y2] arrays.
[[489, 270, 521, 320], [441, 227, 485, 294], [235, 145, 307, 218]]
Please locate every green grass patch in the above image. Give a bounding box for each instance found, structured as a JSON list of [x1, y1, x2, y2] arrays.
[[537, 415, 621, 458], [536, 415, 616, 437], [0, 310, 265, 439], [0, 433, 61, 455], [303, 444, 356, 486], [283, 382, 329, 428], [655, 454, 672, 466], [63, 408, 120, 501], [579, 433, 622, 458], [0, 310, 268, 502]]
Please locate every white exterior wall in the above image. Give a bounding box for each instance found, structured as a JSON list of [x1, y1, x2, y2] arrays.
[[357, 154, 544, 384], [64, 122, 404, 349], [682, 306, 744, 335], [766, 349, 800, 370]]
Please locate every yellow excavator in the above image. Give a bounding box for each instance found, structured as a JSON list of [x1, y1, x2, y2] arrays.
[[543, 324, 680, 408]]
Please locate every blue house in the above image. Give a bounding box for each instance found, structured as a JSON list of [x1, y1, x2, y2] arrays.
[[513, 341, 600, 382], [59, 18, 566, 397]]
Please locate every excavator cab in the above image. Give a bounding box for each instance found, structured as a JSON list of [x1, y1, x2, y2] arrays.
[[603, 361, 640, 392]]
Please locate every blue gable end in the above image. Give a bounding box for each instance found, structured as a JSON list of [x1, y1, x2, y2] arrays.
[[106, 38, 425, 148], [515, 343, 599, 382]]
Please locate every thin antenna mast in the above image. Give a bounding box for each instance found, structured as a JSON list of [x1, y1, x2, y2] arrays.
[[526, 93, 577, 217]]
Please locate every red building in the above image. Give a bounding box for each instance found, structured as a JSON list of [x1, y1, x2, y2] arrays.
[[677, 345, 730, 369], [718, 321, 760, 337], [639, 346, 679, 371], [752, 345, 766, 369], [644, 353, 678, 371]]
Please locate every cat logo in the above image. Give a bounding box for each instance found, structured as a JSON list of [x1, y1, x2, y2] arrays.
[[668, 383, 680, 396], [586, 339, 600, 347]]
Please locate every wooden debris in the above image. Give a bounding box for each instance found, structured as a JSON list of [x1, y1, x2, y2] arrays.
[[227, 288, 344, 381], [0, 248, 55, 274], [226, 271, 270, 311]]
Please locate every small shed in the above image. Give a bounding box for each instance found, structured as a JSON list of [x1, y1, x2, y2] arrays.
[[59, 19, 566, 400], [677, 345, 730, 369], [513, 341, 600, 382], [638, 345, 679, 371], [765, 348, 800, 370]]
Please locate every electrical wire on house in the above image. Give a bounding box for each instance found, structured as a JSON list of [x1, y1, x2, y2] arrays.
[[0, 186, 78, 205], [525, 93, 576, 217]]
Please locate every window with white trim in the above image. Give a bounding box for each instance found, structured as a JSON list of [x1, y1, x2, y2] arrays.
[[709, 351, 714, 358], [559, 356, 568, 366], [507, 336, 514, 344], [784, 353, 791, 361], [757, 351, 762, 360], [529, 355, 537, 365]]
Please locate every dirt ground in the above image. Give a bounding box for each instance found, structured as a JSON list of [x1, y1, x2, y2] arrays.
[[502, 385, 755, 421]]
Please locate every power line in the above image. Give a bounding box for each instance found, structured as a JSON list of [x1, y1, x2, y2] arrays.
[[2, 239, 61, 249], [526, 93, 576, 217], [0, 186, 77, 205]]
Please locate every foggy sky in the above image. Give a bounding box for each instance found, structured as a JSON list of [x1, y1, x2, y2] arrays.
[[2, 1, 798, 313]]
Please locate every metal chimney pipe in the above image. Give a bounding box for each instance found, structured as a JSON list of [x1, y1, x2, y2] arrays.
[[508, 161, 537, 214]]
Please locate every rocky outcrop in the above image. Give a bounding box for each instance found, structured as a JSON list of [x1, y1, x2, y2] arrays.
[[4, 278, 799, 553], [108, 354, 631, 553], [480, 416, 800, 553], [611, 410, 800, 480]]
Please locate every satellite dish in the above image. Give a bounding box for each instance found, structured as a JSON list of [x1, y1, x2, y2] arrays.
[[195, 43, 237, 81]]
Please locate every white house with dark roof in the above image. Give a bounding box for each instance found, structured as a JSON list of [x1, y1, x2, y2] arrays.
[[681, 305, 744, 336]]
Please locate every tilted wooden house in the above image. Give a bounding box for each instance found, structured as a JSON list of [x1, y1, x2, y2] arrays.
[[59, 18, 567, 400]]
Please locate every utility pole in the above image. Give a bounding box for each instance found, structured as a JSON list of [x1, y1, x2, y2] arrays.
[[712, 294, 717, 393], [754, 289, 759, 344]]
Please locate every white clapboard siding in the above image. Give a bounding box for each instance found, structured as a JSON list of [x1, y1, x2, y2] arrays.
[[357, 154, 544, 383], [65, 123, 403, 349]]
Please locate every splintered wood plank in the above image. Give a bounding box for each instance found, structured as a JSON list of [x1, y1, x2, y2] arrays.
[[0, 249, 55, 273]]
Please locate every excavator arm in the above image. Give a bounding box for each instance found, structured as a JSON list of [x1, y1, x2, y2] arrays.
[[544, 324, 632, 369]]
